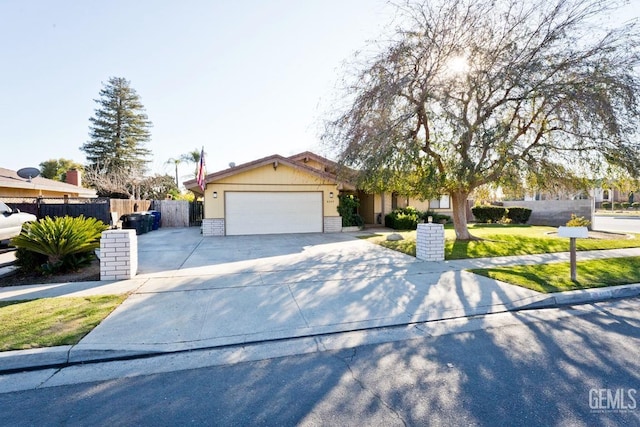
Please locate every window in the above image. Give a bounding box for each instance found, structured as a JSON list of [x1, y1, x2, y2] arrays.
[[429, 195, 450, 209]]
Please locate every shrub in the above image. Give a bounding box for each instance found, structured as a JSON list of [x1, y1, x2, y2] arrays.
[[421, 210, 452, 224], [385, 207, 420, 230], [11, 215, 108, 275], [601, 202, 612, 209], [632, 202, 640, 210], [622, 202, 631, 209], [505, 207, 532, 224], [14, 246, 48, 271], [471, 205, 507, 223], [337, 194, 362, 227], [566, 214, 591, 227], [613, 202, 623, 210]]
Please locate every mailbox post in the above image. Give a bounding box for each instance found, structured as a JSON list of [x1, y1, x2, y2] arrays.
[[557, 226, 589, 281]]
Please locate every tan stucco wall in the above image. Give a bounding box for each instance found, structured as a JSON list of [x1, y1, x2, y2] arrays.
[[360, 193, 395, 224], [357, 192, 375, 224], [390, 195, 451, 212], [203, 163, 340, 219], [375, 193, 394, 217], [0, 187, 86, 198]]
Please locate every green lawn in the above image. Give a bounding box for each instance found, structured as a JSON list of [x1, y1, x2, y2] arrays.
[[364, 224, 640, 259], [0, 295, 126, 351], [470, 256, 640, 293]]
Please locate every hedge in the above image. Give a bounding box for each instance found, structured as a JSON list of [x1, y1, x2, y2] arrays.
[[385, 207, 420, 230], [471, 205, 507, 223], [427, 210, 452, 223], [505, 207, 532, 224]]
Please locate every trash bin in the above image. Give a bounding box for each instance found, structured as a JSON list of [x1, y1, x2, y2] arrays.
[[141, 213, 153, 233], [121, 213, 145, 235], [148, 210, 161, 230]]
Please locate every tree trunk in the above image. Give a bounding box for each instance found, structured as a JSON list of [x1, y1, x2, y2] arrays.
[[451, 190, 477, 241]]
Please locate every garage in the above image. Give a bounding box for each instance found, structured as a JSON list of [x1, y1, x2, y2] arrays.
[[225, 191, 323, 235]]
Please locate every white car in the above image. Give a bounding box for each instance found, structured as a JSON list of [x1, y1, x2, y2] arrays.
[[0, 201, 37, 242]]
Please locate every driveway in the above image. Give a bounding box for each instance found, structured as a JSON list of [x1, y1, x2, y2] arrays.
[[68, 228, 540, 360]]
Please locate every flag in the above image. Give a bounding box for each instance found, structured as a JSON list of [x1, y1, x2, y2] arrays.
[[196, 147, 206, 191]]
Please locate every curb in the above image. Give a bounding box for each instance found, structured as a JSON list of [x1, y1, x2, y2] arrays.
[[0, 346, 72, 373], [511, 283, 640, 310], [1, 285, 639, 375]]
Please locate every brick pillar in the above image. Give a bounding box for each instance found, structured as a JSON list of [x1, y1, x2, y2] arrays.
[[100, 229, 138, 280], [202, 218, 225, 236], [324, 216, 342, 233], [416, 223, 445, 261]]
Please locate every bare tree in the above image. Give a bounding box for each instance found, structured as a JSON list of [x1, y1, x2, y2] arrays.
[[324, 0, 640, 240], [84, 161, 145, 199], [138, 174, 178, 200]]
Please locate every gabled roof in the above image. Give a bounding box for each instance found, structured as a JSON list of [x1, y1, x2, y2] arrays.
[[0, 167, 97, 198], [288, 151, 358, 184], [184, 152, 356, 194], [287, 151, 340, 170]]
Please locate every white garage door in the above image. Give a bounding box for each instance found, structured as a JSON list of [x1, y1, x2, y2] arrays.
[[226, 192, 323, 235]]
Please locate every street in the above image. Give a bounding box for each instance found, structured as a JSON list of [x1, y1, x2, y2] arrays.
[[0, 298, 638, 426], [592, 214, 640, 234]]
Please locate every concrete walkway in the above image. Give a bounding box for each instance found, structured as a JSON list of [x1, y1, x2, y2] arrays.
[[1, 227, 640, 372]]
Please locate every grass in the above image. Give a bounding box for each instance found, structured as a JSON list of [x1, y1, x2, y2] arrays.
[[361, 224, 640, 259], [0, 295, 126, 351], [470, 256, 640, 293]]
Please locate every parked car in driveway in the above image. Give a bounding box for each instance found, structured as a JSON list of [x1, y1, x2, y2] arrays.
[[0, 201, 37, 242]]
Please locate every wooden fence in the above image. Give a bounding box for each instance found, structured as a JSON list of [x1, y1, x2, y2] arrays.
[[109, 199, 152, 217], [1, 197, 197, 228], [152, 200, 190, 227]]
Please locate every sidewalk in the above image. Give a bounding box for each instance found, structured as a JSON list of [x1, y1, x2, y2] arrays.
[[1, 228, 639, 373]]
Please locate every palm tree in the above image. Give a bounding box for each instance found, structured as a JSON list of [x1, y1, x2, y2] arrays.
[[165, 157, 182, 186], [180, 149, 202, 178]]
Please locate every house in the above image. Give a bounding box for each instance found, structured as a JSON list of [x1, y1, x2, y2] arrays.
[[0, 168, 97, 199], [184, 151, 452, 236]]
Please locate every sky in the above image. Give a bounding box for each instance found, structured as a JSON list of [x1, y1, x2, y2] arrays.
[[0, 0, 394, 186], [1, 0, 638, 187]]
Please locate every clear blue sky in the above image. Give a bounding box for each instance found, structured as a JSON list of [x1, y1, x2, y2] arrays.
[[1, 1, 637, 186], [0, 0, 392, 183]]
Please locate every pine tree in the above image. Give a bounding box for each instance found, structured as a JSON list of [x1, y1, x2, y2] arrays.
[[81, 77, 152, 174]]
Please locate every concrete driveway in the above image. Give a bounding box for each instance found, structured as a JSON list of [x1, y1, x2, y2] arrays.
[[67, 227, 541, 360]]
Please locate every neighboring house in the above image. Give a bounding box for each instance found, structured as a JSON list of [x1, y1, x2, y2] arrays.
[[0, 168, 97, 199], [592, 187, 638, 206], [522, 187, 637, 207], [184, 151, 452, 236]]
